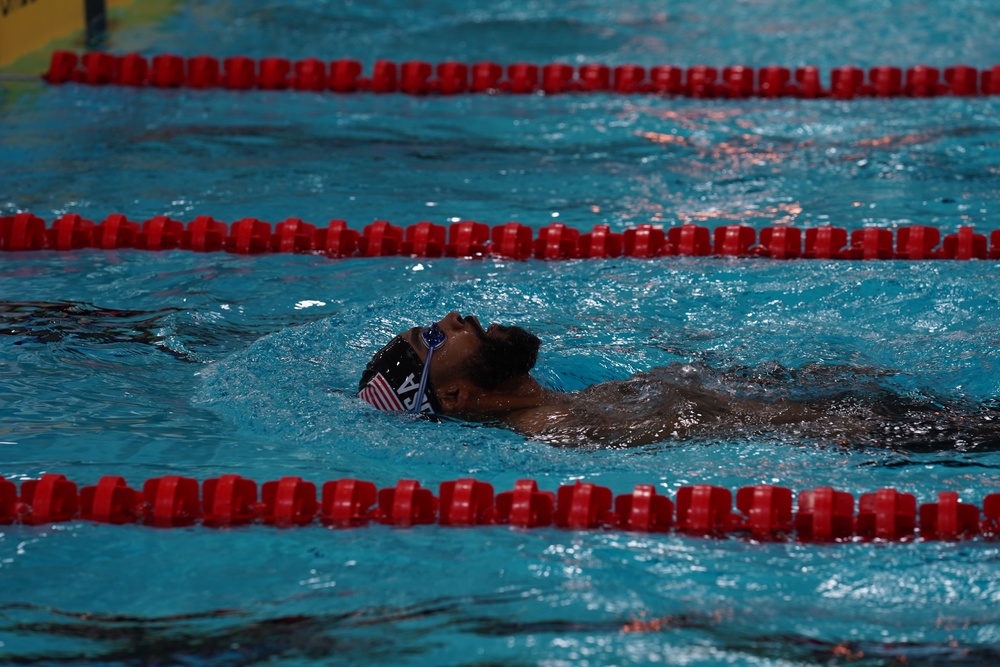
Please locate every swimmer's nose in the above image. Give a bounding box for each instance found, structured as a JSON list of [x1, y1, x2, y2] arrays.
[[437, 311, 464, 333]]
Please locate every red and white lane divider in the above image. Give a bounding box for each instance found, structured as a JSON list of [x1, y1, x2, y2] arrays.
[[2, 212, 998, 260], [2, 473, 998, 542], [32, 51, 1000, 99]]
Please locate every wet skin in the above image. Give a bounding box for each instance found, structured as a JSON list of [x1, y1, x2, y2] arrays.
[[389, 313, 1000, 450]]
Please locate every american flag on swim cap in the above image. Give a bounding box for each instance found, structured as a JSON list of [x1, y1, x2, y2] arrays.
[[358, 372, 406, 411], [357, 335, 440, 414]]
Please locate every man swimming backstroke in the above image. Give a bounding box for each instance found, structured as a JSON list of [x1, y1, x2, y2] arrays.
[[359, 312, 1000, 450]]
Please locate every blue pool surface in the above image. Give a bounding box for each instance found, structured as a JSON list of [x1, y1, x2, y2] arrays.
[[2, 1, 1000, 665]]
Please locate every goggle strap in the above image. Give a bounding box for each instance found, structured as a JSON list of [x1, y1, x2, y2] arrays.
[[413, 346, 435, 414]]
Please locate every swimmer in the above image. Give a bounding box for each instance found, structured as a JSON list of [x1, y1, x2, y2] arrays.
[[358, 312, 1000, 450]]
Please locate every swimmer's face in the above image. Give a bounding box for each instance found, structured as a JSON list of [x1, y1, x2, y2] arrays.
[[401, 312, 539, 390], [360, 311, 540, 416]]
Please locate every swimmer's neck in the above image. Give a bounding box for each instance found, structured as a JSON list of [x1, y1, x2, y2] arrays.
[[459, 375, 563, 418]]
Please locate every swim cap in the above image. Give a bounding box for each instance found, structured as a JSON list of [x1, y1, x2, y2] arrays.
[[358, 336, 441, 414]]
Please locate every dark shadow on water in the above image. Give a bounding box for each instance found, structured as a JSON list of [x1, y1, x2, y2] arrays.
[[0, 301, 304, 364], [1, 596, 997, 666], [0, 301, 180, 346]]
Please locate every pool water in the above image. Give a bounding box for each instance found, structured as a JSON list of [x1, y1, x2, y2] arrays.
[[2, 1, 1000, 665]]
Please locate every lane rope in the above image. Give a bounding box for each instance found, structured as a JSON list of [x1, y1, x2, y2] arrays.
[[30, 51, 1000, 99], [1, 212, 997, 260], [2, 473, 997, 541]]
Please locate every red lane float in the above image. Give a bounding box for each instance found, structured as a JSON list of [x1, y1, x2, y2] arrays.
[[19, 474, 78, 525], [39, 51, 1000, 98], [495, 479, 555, 527], [2, 473, 998, 543], [3, 213, 1000, 260]]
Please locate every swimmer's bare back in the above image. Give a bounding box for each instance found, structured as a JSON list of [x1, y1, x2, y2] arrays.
[[502, 367, 873, 448]]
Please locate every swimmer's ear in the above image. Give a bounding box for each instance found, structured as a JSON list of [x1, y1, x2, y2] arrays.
[[435, 380, 476, 415]]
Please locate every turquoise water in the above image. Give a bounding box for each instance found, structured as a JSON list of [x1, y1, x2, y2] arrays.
[[3, 1, 1000, 665]]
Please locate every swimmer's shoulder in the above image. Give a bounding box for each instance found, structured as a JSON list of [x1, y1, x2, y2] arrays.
[[500, 400, 576, 435]]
